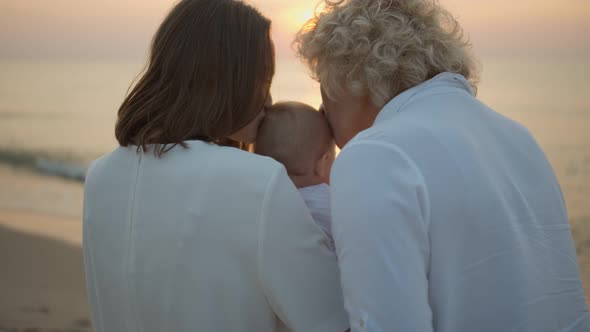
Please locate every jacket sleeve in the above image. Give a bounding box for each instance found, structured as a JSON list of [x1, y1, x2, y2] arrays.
[[331, 141, 433, 332], [258, 166, 349, 332]]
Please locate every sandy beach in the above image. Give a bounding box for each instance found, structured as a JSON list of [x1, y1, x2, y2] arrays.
[[0, 165, 90, 332], [0, 162, 589, 331], [0, 220, 90, 332], [1, 0, 589, 328]]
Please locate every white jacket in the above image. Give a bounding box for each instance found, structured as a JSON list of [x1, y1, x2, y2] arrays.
[[83, 141, 348, 332], [331, 73, 589, 332]]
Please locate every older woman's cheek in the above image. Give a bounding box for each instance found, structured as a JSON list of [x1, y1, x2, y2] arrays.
[[332, 118, 353, 149]]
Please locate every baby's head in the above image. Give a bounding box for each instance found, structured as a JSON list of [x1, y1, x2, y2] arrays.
[[255, 101, 336, 188]]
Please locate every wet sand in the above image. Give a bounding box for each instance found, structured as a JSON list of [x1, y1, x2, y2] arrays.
[[0, 220, 90, 332]]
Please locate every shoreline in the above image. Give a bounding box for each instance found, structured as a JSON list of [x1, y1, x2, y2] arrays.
[[0, 163, 83, 221]]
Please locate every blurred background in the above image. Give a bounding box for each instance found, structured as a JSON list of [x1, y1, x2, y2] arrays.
[[0, 0, 588, 331]]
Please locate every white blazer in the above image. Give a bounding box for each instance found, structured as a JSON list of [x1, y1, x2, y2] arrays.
[[331, 73, 589, 332], [83, 141, 348, 332]]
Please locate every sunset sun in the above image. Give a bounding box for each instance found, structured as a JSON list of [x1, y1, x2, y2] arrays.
[[281, 7, 315, 32]]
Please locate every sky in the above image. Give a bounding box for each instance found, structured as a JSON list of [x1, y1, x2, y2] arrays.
[[0, 0, 588, 60]]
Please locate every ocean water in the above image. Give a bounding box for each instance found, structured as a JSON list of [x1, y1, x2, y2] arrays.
[[0, 56, 588, 220]]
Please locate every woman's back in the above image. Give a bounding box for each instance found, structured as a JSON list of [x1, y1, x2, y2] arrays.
[[83, 141, 348, 331], [331, 74, 589, 331]]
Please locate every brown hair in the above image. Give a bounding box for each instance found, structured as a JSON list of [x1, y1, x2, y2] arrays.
[[115, 0, 275, 156]]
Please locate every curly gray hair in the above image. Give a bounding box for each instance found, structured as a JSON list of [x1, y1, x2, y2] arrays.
[[296, 0, 479, 109]]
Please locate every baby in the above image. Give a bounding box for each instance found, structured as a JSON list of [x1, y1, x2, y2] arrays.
[[255, 101, 336, 250]]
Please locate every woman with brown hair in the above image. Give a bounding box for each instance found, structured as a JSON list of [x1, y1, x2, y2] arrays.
[[82, 1, 348, 331]]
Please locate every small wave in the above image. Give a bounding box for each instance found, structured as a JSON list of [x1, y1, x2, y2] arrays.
[[36, 159, 87, 182], [0, 149, 88, 182]]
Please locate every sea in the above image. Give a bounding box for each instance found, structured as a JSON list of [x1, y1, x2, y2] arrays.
[[0, 56, 589, 222]]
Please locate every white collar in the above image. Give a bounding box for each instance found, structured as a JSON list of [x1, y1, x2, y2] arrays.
[[374, 72, 475, 125]]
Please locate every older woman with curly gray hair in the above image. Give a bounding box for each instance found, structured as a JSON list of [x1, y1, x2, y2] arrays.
[[296, 0, 589, 331]]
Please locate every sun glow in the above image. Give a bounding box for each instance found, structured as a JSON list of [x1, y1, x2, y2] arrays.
[[281, 7, 315, 33]]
